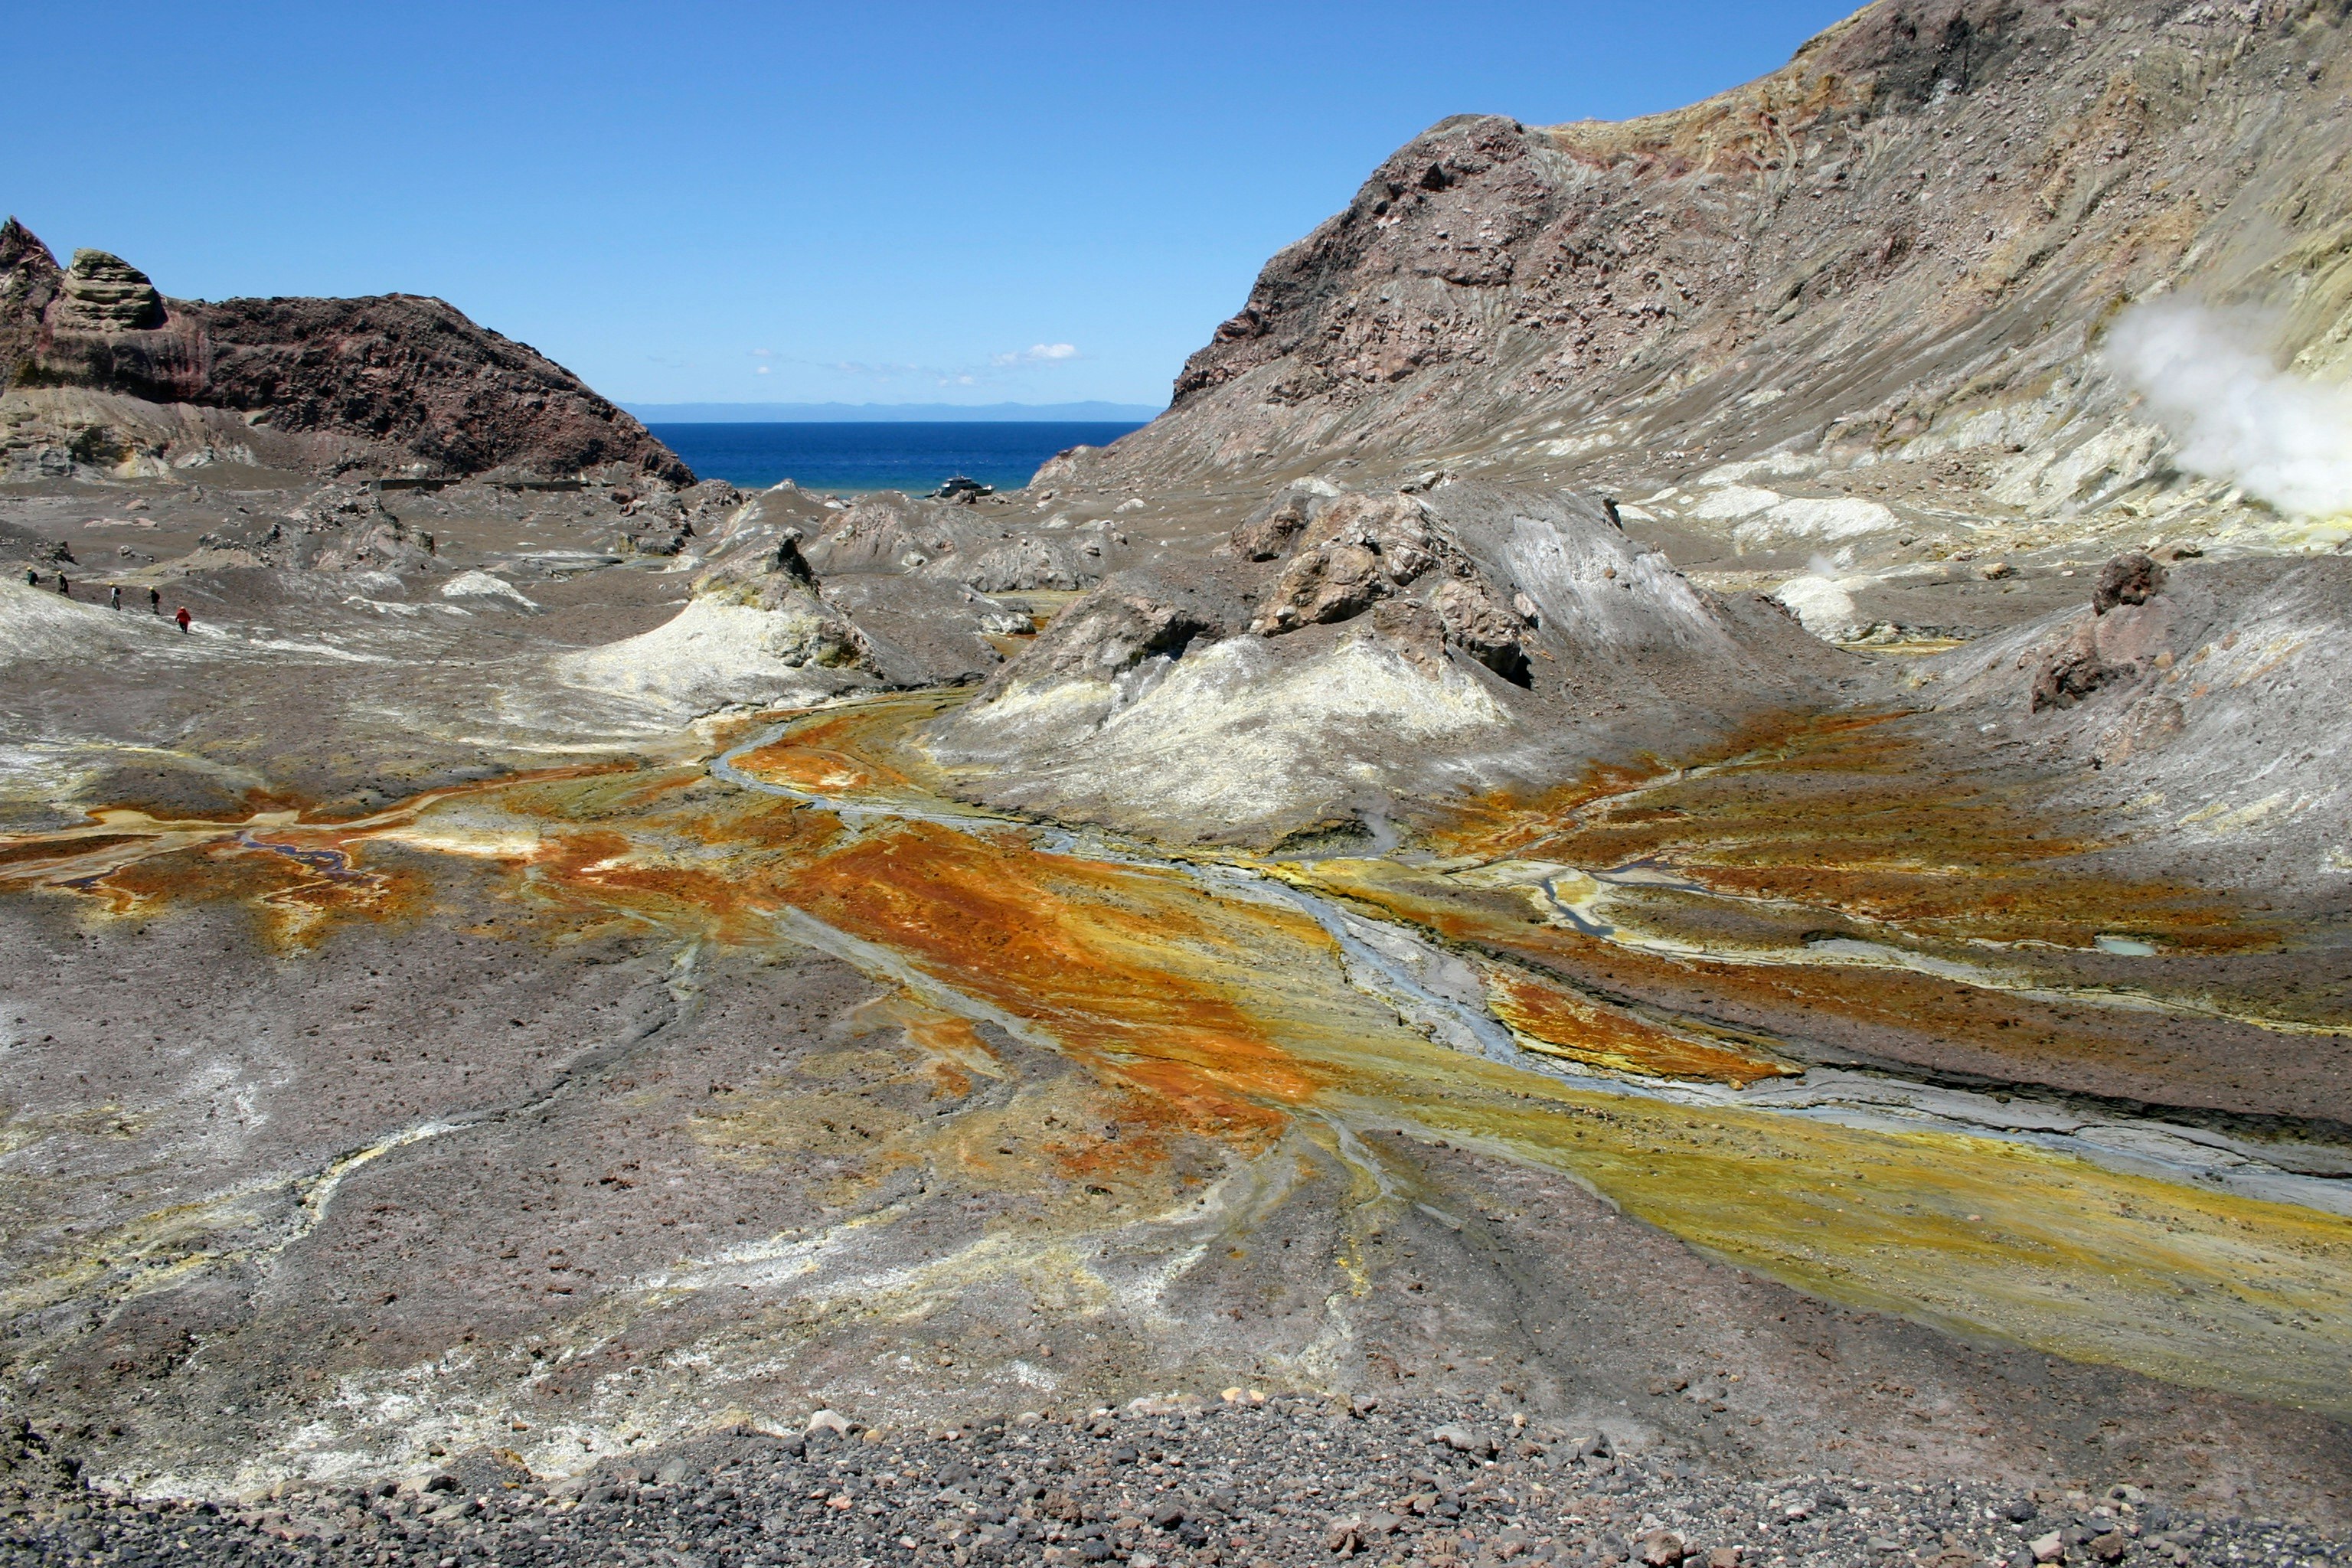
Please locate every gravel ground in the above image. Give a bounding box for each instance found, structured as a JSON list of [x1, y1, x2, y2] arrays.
[[2, 1396, 2342, 1568]]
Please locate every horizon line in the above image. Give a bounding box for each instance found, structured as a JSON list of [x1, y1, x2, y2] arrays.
[[622, 398, 1165, 425]]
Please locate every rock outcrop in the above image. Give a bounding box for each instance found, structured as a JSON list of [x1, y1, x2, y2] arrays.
[[923, 475, 1840, 845], [0, 217, 689, 483], [51, 250, 164, 332], [555, 534, 874, 714], [799, 488, 1122, 592]]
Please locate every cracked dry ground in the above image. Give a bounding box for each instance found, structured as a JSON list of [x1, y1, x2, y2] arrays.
[[0, 695, 2347, 1568]]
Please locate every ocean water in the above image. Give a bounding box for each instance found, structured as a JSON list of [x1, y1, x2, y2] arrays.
[[645, 420, 1147, 494]]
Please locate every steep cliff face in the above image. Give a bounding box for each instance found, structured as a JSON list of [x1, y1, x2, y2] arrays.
[[1082, 0, 2352, 564], [0, 219, 690, 482]]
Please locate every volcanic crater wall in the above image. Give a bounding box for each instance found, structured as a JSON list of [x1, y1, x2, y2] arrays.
[[1088, 0, 2352, 547]]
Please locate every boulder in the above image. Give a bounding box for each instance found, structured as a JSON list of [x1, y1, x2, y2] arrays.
[[1228, 495, 1310, 560], [1256, 540, 1389, 632], [1429, 1423, 1494, 1455], [52, 250, 164, 332], [2092, 550, 2165, 614], [1251, 492, 1445, 634], [1431, 575, 1530, 684], [2029, 629, 2118, 713]]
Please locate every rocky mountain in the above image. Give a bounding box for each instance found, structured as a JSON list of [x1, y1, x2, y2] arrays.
[[1067, 0, 2352, 586], [0, 217, 689, 483]]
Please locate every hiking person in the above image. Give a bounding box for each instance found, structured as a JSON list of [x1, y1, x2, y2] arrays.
[[174, 605, 191, 633], [56, 573, 68, 597], [148, 586, 160, 614], [109, 585, 122, 611], [21, 569, 32, 587]]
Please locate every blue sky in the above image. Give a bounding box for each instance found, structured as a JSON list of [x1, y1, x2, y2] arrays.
[[13, 2, 1858, 407]]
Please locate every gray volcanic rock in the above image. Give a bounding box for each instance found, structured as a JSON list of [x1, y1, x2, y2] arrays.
[[801, 487, 1123, 591], [923, 476, 1841, 845], [1918, 552, 2352, 901], [0, 217, 688, 483]]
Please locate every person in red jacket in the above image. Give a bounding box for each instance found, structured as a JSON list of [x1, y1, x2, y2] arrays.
[[174, 605, 191, 633]]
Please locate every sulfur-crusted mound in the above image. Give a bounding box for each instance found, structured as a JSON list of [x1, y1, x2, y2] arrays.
[[922, 477, 1842, 845], [554, 537, 875, 714]]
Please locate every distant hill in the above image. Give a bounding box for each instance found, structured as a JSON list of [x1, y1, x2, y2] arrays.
[[624, 400, 1164, 424], [0, 218, 689, 483]]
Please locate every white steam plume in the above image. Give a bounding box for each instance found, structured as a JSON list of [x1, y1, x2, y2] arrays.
[[2103, 299, 2352, 519]]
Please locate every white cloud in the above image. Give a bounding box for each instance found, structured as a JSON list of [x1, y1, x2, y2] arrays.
[[989, 342, 1080, 368]]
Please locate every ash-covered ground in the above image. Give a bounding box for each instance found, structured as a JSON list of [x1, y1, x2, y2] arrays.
[[1, 458, 2348, 1568]]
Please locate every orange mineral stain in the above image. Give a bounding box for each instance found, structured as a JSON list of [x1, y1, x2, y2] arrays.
[[782, 819, 1325, 1142], [1438, 711, 2262, 952], [1479, 960, 1795, 1086]]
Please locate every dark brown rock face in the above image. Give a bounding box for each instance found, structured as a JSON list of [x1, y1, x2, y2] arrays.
[[0, 218, 61, 379], [0, 217, 688, 482]]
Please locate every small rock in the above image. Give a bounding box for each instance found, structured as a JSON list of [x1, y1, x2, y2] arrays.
[[2089, 1532, 2129, 1563], [1430, 1423, 1492, 1455], [2092, 550, 2164, 614], [1636, 1528, 1688, 1566], [806, 1408, 851, 1435], [1707, 1547, 1741, 1567], [2030, 1530, 2066, 1563], [1978, 560, 2016, 580]]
